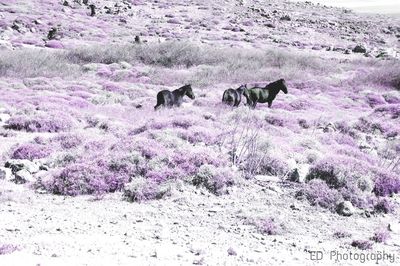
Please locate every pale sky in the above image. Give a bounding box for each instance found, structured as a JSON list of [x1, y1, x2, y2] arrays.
[[293, 0, 400, 14]]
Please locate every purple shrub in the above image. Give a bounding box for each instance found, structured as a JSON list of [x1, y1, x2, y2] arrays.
[[96, 67, 113, 78], [132, 138, 168, 159], [167, 18, 181, 24], [374, 198, 395, 214], [265, 115, 287, 127], [177, 126, 218, 145], [297, 179, 342, 211], [172, 116, 197, 129], [333, 230, 352, 239], [366, 93, 385, 107], [11, 143, 52, 160], [257, 218, 279, 235], [335, 121, 359, 139], [373, 104, 400, 119], [7, 113, 73, 132], [53, 134, 82, 149], [383, 93, 400, 104], [351, 240, 373, 250], [373, 172, 400, 196], [339, 183, 369, 209], [45, 40, 64, 49], [193, 164, 235, 195], [145, 167, 179, 183], [306, 156, 367, 189], [102, 82, 125, 93], [334, 134, 356, 147], [289, 99, 312, 110], [257, 155, 289, 176], [371, 229, 390, 243], [354, 117, 386, 135], [123, 177, 171, 202], [298, 119, 310, 129], [172, 147, 227, 176], [45, 162, 129, 196], [0, 244, 19, 255]]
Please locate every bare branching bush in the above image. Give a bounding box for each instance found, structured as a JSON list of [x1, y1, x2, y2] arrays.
[[220, 109, 274, 178]]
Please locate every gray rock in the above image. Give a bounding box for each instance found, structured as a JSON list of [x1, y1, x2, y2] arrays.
[[227, 247, 237, 256], [388, 223, 400, 234], [119, 61, 132, 69], [14, 169, 35, 184], [82, 63, 99, 72], [5, 159, 40, 174], [289, 164, 309, 183], [0, 167, 12, 181], [336, 201, 355, 216], [353, 45, 367, 53], [0, 113, 11, 123]]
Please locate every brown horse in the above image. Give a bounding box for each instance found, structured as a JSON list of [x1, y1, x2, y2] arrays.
[[154, 84, 195, 110], [222, 84, 247, 107], [244, 79, 288, 108]]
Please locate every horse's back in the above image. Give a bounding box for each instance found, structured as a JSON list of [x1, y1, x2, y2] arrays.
[[222, 89, 236, 104]]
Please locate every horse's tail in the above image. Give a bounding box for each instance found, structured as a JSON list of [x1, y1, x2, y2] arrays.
[[223, 92, 235, 105], [222, 90, 228, 103], [154, 92, 164, 110]]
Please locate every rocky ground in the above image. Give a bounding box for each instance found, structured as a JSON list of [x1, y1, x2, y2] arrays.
[[1, 178, 400, 266]]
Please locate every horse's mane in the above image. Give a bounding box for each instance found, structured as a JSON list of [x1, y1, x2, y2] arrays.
[[174, 84, 191, 94], [265, 79, 285, 93]]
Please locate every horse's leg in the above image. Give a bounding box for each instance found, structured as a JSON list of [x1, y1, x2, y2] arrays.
[[268, 101, 272, 108], [234, 96, 240, 107], [252, 101, 257, 109]]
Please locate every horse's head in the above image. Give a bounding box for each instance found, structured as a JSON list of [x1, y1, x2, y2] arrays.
[[279, 79, 288, 94], [184, 84, 195, 99]]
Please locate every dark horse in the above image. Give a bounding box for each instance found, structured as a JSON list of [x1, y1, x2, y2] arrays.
[[222, 84, 247, 107], [154, 84, 195, 110], [244, 78, 288, 108]]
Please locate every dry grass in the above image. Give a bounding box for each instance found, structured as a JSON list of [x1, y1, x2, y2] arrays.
[[1, 42, 399, 90], [0, 49, 80, 78]]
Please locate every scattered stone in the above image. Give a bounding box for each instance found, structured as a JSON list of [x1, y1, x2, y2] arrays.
[[352, 45, 367, 53], [280, 15, 291, 21], [388, 223, 400, 234], [89, 4, 96, 16], [227, 247, 237, 256], [135, 36, 141, 43], [336, 201, 355, 216], [5, 159, 40, 174], [14, 169, 35, 184], [47, 27, 58, 40], [193, 258, 205, 265], [82, 63, 100, 72], [0, 113, 11, 123], [150, 251, 157, 258], [120, 61, 132, 69], [0, 167, 12, 181]]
